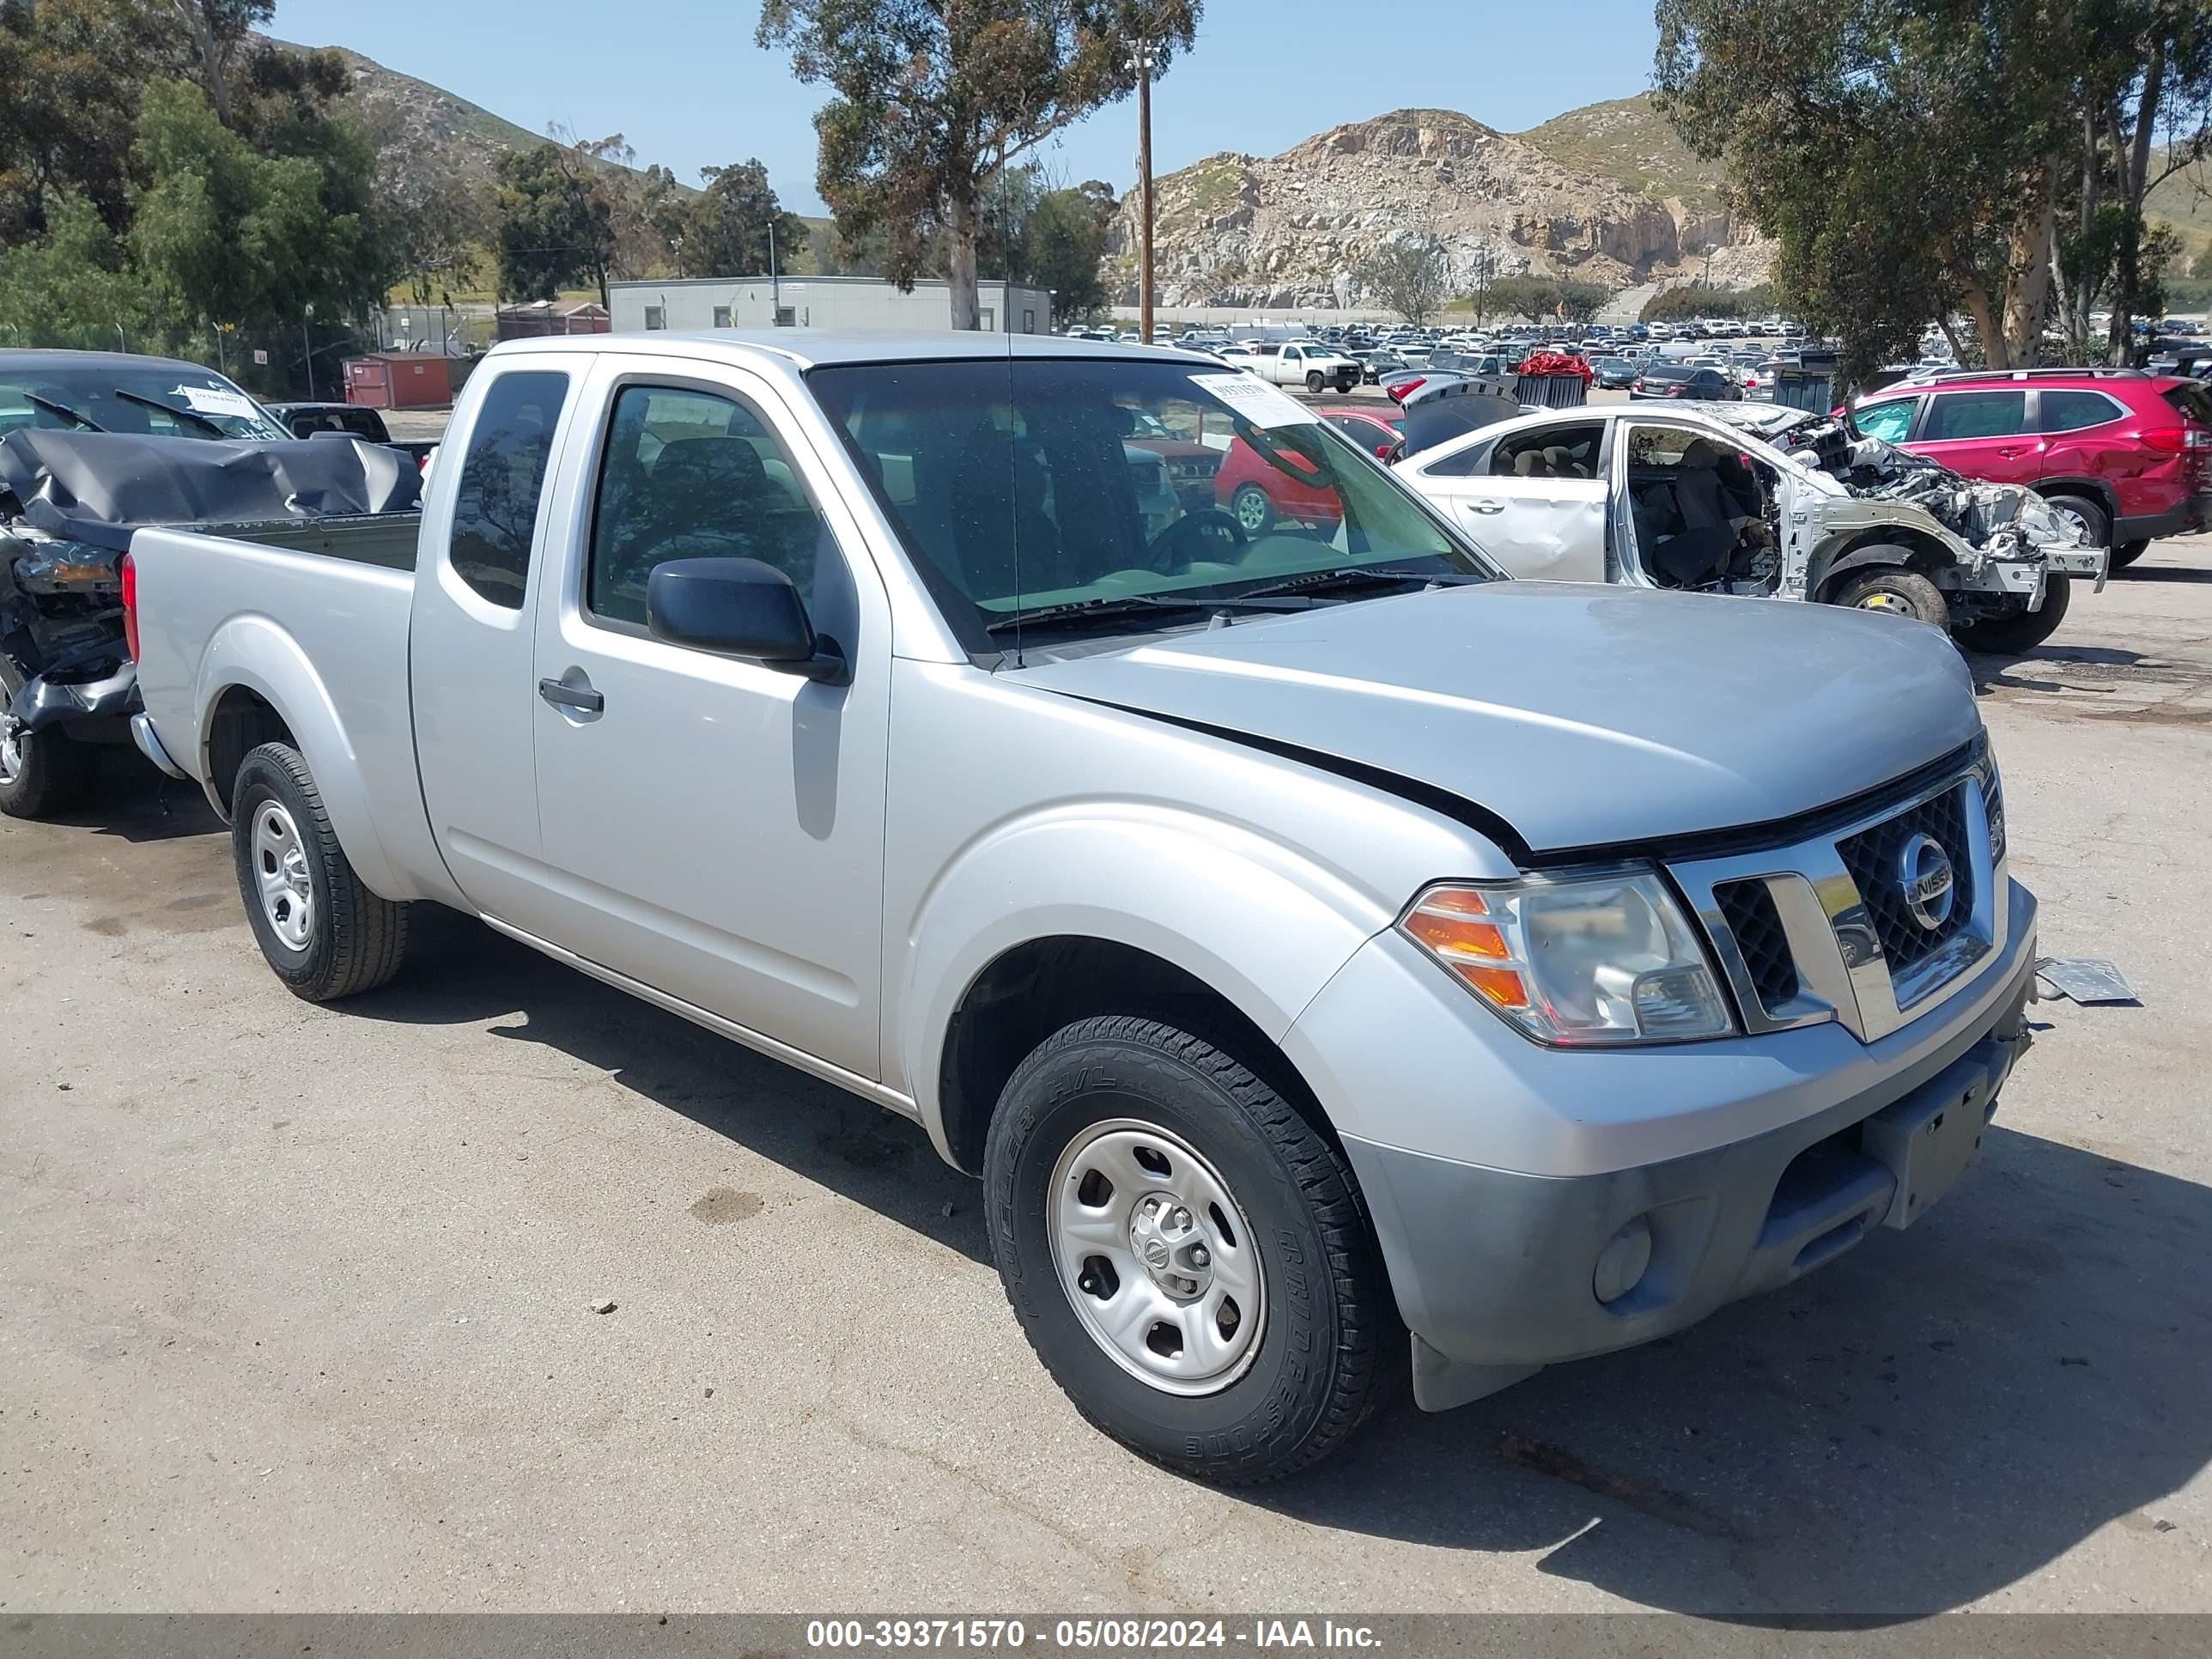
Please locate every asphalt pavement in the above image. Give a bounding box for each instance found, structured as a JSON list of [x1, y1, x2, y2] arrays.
[[3, 541, 2209, 1617]]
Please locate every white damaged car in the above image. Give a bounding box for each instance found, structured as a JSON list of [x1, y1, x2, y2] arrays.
[[1395, 400, 2107, 652]]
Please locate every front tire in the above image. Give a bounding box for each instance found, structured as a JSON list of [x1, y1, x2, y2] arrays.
[[984, 1015, 1391, 1485], [1832, 565, 1951, 631], [1954, 571, 2072, 653], [230, 742, 410, 1001], [1304, 371, 1326, 393], [0, 659, 96, 820]]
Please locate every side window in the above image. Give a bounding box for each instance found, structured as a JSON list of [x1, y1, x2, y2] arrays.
[[1492, 423, 1602, 479], [586, 383, 836, 630], [447, 369, 573, 609], [1422, 438, 1492, 478], [2039, 390, 2122, 433], [1922, 390, 2027, 441], [1855, 398, 1917, 443]]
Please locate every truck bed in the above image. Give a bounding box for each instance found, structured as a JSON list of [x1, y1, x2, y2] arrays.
[[189, 513, 420, 572], [129, 514, 454, 908]]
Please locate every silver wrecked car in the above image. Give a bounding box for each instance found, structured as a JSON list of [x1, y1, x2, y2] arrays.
[[1398, 401, 2108, 651]]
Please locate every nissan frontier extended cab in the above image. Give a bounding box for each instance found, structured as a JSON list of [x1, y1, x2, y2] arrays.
[[128, 333, 2039, 1484]]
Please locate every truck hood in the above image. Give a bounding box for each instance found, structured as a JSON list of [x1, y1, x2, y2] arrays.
[[1012, 582, 1979, 854]]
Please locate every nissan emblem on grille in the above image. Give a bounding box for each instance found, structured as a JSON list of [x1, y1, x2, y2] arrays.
[[1899, 833, 1957, 932]]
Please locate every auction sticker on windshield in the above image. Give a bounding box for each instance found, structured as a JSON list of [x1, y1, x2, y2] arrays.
[[171, 384, 260, 420], [1188, 373, 1316, 428]]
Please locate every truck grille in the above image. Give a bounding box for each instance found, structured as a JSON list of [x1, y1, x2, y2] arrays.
[[1715, 880, 1799, 1010], [1835, 782, 1975, 973], [1670, 749, 2005, 1044]]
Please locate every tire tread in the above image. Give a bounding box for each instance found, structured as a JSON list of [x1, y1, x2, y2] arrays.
[[987, 1013, 1389, 1486]]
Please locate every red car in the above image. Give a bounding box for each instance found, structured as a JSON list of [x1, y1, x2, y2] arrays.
[[1214, 434, 1344, 534], [1313, 403, 1406, 461], [1851, 368, 2212, 568]]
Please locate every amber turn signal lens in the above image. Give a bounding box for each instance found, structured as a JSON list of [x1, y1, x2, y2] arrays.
[[1401, 891, 1527, 1006]]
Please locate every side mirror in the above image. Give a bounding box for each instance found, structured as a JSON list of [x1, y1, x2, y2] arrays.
[[646, 557, 849, 685]]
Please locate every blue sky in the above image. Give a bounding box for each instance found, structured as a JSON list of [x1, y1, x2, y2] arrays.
[[270, 1, 1663, 215]]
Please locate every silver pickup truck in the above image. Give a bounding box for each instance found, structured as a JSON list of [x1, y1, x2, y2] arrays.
[[129, 333, 2039, 1485]]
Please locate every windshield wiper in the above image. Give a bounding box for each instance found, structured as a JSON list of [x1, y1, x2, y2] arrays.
[[112, 388, 228, 437], [1234, 567, 1488, 599], [27, 393, 104, 431], [983, 592, 1315, 635]]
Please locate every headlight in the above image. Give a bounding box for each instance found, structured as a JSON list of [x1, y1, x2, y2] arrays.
[[1398, 869, 1735, 1045], [1972, 736, 2008, 866]]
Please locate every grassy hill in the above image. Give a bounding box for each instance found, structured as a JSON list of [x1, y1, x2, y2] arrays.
[[1517, 92, 1730, 215]]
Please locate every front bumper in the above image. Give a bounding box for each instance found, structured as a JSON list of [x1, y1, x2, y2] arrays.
[[1289, 878, 2038, 1409]]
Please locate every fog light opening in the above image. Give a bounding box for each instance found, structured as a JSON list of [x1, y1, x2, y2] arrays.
[[1594, 1215, 1654, 1306]]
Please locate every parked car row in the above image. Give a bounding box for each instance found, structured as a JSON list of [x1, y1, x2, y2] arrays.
[[12, 332, 2045, 1490]]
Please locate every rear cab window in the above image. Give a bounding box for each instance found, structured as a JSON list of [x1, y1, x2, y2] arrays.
[[446, 369, 574, 609]]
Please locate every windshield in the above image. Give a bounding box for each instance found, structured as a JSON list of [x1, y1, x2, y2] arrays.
[[0, 360, 287, 441], [810, 356, 1494, 651]]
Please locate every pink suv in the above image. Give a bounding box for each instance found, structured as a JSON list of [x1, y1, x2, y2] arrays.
[[1852, 368, 2212, 568]]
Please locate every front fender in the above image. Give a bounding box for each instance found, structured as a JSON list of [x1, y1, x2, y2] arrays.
[[194, 615, 405, 898], [896, 804, 1396, 1163]]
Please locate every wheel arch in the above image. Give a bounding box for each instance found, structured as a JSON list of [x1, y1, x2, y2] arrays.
[[2033, 477, 2120, 528], [934, 934, 1336, 1178], [191, 620, 405, 897], [1813, 532, 1951, 603]]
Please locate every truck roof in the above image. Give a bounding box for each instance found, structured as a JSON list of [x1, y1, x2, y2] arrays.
[[486, 330, 1212, 372]]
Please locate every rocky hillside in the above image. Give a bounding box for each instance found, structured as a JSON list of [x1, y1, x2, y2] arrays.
[[1113, 99, 1775, 310]]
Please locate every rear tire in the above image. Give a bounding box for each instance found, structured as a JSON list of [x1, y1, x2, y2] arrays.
[[984, 1015, 1392, 1485], [2110, 538, 2149, 570], [2041, 492, 2110, 549], [0, 659, 96, 821], [1230, 484, 1274, 535], [1832, 565, 1951, 632], [1954, 571, 2072, 654], [230, 742, 410, 1001]]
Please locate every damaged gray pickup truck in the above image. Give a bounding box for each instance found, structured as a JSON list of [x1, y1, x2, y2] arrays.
[[0, 388, 418, 817], [131, 332, 2040, 1484], [1398, 401, 2106, 652]]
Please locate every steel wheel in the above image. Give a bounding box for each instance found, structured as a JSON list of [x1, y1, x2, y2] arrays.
[[1047, 1117, 1266, 1396], [251, 799, 315, 951]]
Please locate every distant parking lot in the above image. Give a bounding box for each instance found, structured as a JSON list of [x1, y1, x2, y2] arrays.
[[3, 520, 2208, 1613]]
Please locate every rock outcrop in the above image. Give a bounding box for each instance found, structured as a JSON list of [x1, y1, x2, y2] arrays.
[[1111, 105, 1774, 309]]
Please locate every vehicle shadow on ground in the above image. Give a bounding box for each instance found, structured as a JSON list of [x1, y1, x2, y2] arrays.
[[1246, 1118, 2212, 1617], [343, 905, 986, 1265], [54, 749, 222, 845], [2114, 564, 2212, 583]]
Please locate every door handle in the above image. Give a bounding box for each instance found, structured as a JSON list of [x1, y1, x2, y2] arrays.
[[1466, 500, 1506, 514], [538, 677, 604, 714]]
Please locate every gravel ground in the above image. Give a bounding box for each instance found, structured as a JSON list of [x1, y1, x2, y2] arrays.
[[2, 541, 2208, 1618]]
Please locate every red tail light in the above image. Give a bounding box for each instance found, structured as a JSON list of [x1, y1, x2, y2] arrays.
[[2141, 424, 2212, 453], [1386, 376, 1426, 404], [119, 552, 140, 661]]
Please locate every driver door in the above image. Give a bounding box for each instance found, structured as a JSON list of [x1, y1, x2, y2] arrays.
[[1416, 422, 1609, 582]]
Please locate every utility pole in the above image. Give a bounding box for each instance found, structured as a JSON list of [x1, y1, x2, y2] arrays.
[[1130, 43, 1159, 344], [769, 219, 781, 318]]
